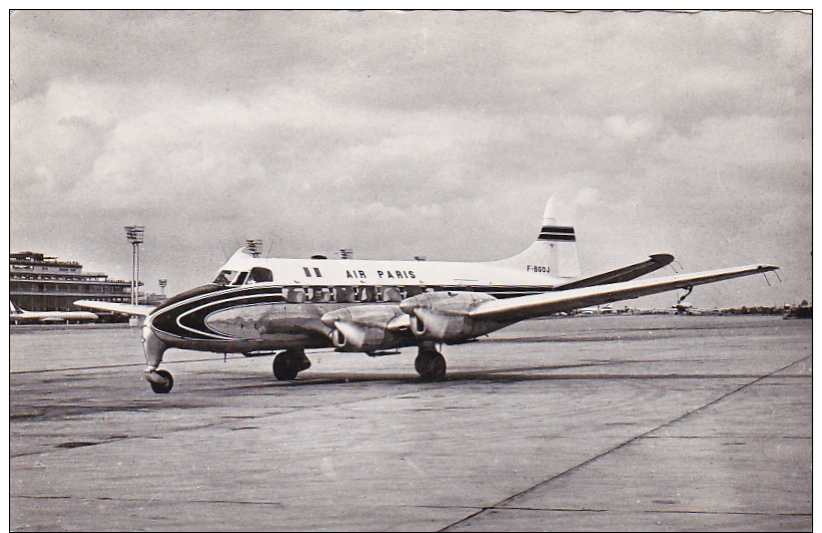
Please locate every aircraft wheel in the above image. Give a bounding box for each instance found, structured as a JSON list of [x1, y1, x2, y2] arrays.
[[415, 349, 447, 382], [149, 369, 174, 394], [273, 350, 310, 381]]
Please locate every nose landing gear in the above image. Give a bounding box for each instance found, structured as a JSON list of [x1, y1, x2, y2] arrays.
[[143, 324, 173, 394], [146, 369, 174, 394]]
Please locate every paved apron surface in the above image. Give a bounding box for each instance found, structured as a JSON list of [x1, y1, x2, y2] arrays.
[[10, 315, 812, 531]]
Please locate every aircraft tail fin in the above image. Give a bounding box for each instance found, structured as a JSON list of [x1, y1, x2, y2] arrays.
[[10, 301, 22, 314], [488, 196, 581, 279]]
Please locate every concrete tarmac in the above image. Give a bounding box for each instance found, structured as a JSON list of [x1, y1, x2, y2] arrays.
[[10, 315, 812, 531]]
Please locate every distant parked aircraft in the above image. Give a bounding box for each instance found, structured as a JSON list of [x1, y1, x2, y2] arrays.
[[9, 301, 98, 324], [673, 301, 712, 315]]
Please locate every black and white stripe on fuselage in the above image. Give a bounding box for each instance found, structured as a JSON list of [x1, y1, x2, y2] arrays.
[[145, 278, 563, 348]]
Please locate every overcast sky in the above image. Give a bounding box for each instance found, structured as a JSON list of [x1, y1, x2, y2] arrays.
[[9, 10, 811, 308]]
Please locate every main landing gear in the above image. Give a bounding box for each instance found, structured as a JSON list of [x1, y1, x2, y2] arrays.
[[415, 346, 447, 382], [272, 349, 312, 381]]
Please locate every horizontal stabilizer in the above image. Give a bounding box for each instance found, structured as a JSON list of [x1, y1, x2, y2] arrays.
[[74, 300, 156, 317], [469, 264, 778, 322], [557, 254, 674, 290]]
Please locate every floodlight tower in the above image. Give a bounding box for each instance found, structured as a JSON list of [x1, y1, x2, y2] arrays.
[[124, 225, 144, 305], [158, 279, 168, 298]]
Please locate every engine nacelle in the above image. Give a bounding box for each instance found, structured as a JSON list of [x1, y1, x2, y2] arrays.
[[401, 291, 508, 343], [321, 305, 408, 352], [408, 307, 473, 343], [330, 320, 405, 352], [399, 291, 496, 315]]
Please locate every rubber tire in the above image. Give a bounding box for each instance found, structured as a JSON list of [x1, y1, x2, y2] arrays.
[[273, 352, 299, 381], [415, 350, 447, 382], [150, 369, 174, 394]]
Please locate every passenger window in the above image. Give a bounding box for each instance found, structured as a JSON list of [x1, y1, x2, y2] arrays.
[[404, 286, 423, 297], [360, 286, 377, 302], [285, 287, 306, 303], [382, 287, 402, 302], [234, 272, 248, 286], [334, 286, 355, 303], [311, 287, 331, 302]]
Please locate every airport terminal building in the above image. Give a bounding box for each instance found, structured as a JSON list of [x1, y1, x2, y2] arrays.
[[9, 251, 132, 313]]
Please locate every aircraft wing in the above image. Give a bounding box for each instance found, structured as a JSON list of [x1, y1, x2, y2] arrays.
[[469, 264, 778, 322], [74, 300, 156, 317]]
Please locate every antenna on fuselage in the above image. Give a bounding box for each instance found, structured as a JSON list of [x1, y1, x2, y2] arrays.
[[218, 240, 230, 260], [219, 235, 244, 260], [264, 232, 281, 258]]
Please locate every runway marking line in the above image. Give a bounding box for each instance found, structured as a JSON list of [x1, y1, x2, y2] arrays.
[[13, 494, 285, 506], [9, 355, 247, 375], [438, 353, 813, 532]]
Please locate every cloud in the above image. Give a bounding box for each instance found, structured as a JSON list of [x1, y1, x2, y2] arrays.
[[9, 10, 811, 307], [604, 115, 656, 142]]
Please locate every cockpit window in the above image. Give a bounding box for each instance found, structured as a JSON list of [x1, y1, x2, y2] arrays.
[[247, 267, 273, 284], [213, 270, 236, 285], [214, 268, 273, 286], [212, 270, 247, 286]]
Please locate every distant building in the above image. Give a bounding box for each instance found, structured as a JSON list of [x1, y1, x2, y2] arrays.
[[9, 251, 132, 314]]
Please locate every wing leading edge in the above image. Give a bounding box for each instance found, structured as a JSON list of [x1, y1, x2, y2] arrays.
[[469, 263, 778, 322]]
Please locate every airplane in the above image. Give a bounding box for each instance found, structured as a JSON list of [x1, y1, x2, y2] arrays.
[[10, 301, 98, 324], [577, 303, 616, 315], [75, 197, 778, 394], [673, 301, 713, 315]]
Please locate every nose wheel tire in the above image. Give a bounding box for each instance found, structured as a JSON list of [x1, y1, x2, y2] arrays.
[[415, 349, 447, 382], [149, 369, 174, 394], [273, 349, 311, 381]]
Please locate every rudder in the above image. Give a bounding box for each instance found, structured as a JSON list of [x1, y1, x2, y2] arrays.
[[488, 196, 580, 280]]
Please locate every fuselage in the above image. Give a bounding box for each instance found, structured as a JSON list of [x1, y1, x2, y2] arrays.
[[146, 251, 570, 355]]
